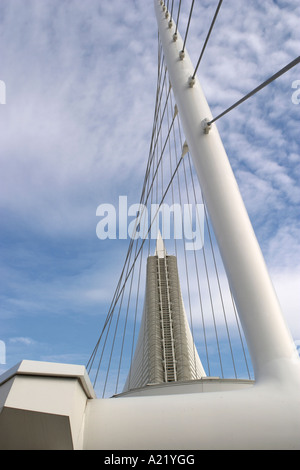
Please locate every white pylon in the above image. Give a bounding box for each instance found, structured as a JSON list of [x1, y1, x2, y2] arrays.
[[154, 0, 300, 385]]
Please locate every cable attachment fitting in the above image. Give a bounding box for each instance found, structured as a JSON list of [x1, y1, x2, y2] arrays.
[[168, 20, 173, 29], [181, 141, 189, 158], [173, 32, 178, 42], [188, 76, 196, 88], [201, 118, 212, 134], [179, 50, 185, 60]]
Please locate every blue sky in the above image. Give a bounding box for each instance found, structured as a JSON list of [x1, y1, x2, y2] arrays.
[[0, 0, 299, 386]]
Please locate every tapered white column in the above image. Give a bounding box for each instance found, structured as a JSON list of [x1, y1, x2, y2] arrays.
[[154, 0, 300, 383]]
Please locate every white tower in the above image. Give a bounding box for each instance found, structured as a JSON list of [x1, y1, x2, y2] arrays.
[[153, 0, 298, 385], [124, 232, 206, 392]]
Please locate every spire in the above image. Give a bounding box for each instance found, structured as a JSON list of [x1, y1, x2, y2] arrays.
[[123, 231, 206, 393], [155, 230, 167, 258]]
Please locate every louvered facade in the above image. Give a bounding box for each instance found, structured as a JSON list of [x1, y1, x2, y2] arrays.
[[123, 234, 206, 392]]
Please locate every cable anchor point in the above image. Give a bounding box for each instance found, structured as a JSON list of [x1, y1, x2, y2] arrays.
[[201, 118, 212, 134], [181, 141, 189, 158], [188, 76, 196, 88]]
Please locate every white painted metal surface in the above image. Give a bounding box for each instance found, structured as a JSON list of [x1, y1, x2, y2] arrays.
[[154, 0, 299, 386], [0, 360, 95, 449], [83, 381, 300, 449], [1, 356, 299, 449]]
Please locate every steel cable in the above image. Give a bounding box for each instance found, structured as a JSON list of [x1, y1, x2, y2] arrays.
[[207, 56, 300, 127], [192, 0, 223, 79]]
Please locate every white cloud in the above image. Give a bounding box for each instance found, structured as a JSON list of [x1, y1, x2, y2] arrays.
[[9, 337, 36, 346], [0, 0, 157, 239]]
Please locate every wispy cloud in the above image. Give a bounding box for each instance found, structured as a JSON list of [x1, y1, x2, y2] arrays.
[[9, 337, 36, 346]]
